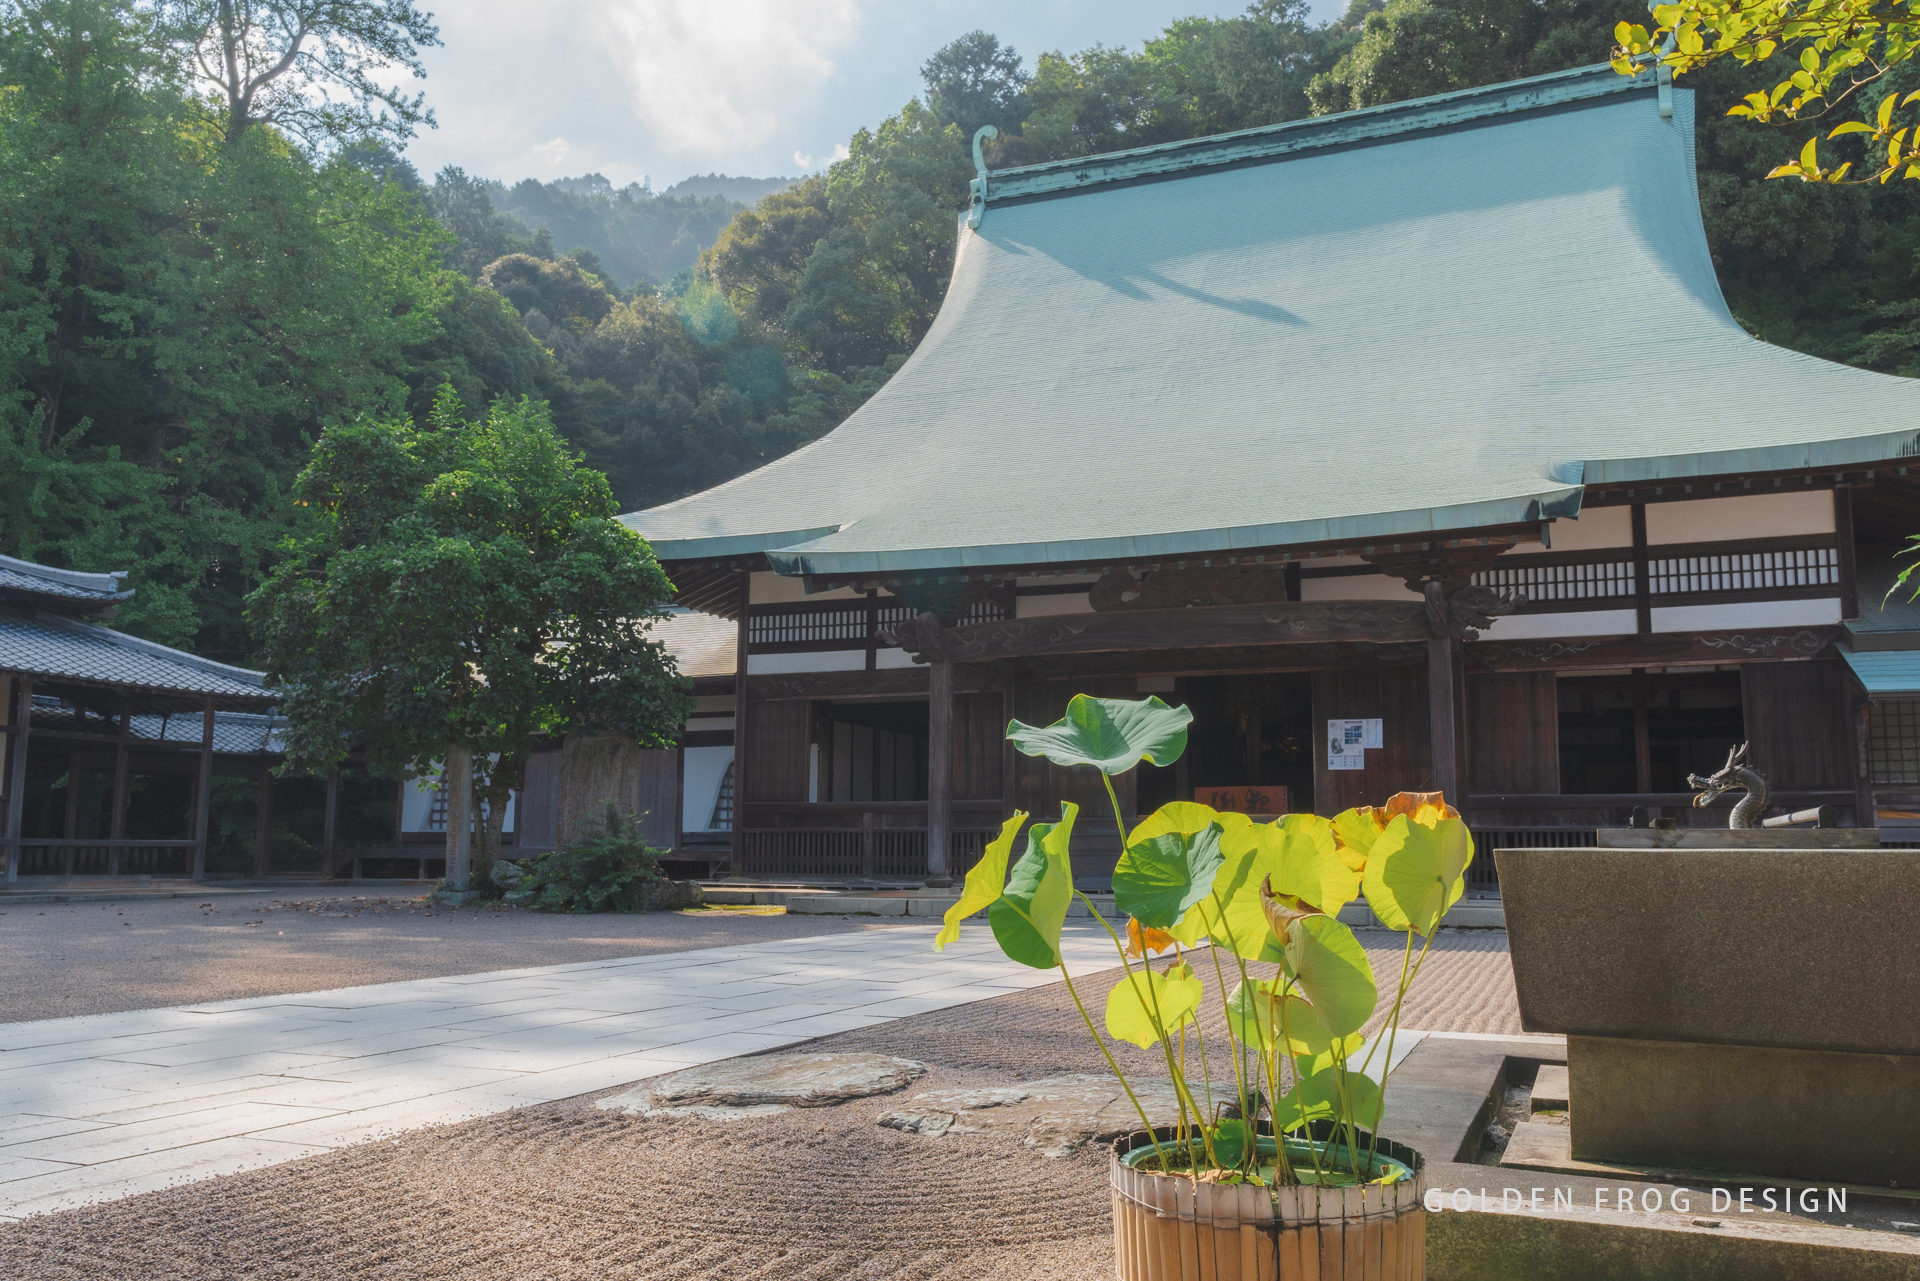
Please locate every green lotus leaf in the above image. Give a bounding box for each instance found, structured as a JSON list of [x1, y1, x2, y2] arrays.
[[1209, 1118, 1254, 1168], [1104, 961, 1203, 1048], [1114, 823, 1226, 930], [1006, 694, 1193, 774], [1362, 813, 1473, 937], [1225, 975, 1286, 1049], [1128, 803, 1250, 943], [1273, 1065, 1384, 1133], [1204, 823, 1287, 962], [936, 810, 1028, 950], [1270, 814, 1364, 915], [988, 802, 1078, 968], [1272, 994, 1365, 1077], [1283, 914, 1378, 1038]]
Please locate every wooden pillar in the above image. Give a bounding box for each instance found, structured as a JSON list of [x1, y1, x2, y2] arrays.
[[3, 676, 29, 883], [1855, 698, 1877, 831], [1632, 670, 1654, 797], [191, 696, 214, 880], [927, 657, 955, 885], [322, 765, 340, 878], [1424, 584, 1460, 802], [1834, 487, 1860, 622], [61, 749, 79, 876], [444, 744, 472, 890], [1631, 503, 1653, 636], [252, 771, 273, 878], [730, 571, 751, 874], [108, 707, 129, 875]]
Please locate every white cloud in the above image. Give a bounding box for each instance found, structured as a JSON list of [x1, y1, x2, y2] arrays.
[[532, 137, 571, 165], [792, 142, 851, 173], [593, 0, 862, 155]]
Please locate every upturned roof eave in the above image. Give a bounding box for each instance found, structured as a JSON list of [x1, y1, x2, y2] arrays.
[[751, 487, 1586, 578]]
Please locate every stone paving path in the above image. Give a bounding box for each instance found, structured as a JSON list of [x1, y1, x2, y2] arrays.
[[0, 922, 1129, 1220]]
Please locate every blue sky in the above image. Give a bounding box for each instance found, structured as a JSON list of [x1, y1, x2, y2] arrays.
[[397, 0, 1346, 190]]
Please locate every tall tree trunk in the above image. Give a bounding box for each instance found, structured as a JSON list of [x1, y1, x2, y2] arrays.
[[443, 742, 472, 890], [558, 734, 642, 847], [474, 766, 515, 890]]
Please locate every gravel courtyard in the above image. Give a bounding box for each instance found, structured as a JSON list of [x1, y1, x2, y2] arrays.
[[0, 923, 1521, 1280]]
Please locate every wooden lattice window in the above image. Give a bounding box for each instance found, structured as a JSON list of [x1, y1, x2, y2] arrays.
[[708, 761, 734, 831], [1869, 699, 1920, 785], [427, 777, 447, 831]]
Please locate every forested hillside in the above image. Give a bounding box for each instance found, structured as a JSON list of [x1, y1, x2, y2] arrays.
[[2, 0, 1915, 670]]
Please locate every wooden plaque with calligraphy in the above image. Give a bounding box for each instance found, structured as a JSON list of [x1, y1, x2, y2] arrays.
[[1193, 786, 1289, 819]]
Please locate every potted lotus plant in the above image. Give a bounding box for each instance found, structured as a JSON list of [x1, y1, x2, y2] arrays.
[[936, 695, 1471, 1281]]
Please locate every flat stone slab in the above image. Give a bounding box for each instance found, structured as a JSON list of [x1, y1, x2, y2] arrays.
[[878, 1073, 1192, 1158], [1532, 1063, 1569, 1109], [598, 1052, 929, 1120]]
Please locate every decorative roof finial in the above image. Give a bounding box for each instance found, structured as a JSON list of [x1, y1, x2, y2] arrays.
[[968, 126, 998, 230]]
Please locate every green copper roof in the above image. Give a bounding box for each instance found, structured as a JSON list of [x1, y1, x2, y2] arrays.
[[1842, 648, 1920, 695], [622, 65, 1920, 575]]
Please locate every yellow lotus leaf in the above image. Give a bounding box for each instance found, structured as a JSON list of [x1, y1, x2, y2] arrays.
[[1126, 918, 1175, 957], [1270, 814, 1363, 914], [1329, 807, 1385, 871], [1259, 874, 1326, 938], [1203, 823, 1286, 961]]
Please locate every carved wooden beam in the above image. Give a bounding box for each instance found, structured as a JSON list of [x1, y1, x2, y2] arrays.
[[1089, 564, 1291, 612], [1466, 626, 1841, 672], [885, 600, 1431, 664], [746, 665, 1005, 702]]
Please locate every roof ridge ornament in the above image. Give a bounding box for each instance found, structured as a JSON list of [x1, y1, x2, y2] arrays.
[[968, 125, 998, 230]]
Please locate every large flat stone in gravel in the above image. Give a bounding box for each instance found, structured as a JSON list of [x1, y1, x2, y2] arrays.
[[599, 1052, 929, 1119], [878, 1074, 1194, 1158]]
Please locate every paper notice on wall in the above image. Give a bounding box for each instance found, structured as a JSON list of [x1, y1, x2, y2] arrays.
[[1361, 718, 1383, 749], [1327, 719, 1367, 771]]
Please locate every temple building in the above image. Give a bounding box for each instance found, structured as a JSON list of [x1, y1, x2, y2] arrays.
[[620, 63, 1920, 885]]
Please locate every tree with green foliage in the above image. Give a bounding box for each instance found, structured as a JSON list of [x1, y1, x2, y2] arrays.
[[164, 0, 441, 146], [249, 390, 693, 889], [921, 30, 1032, 139]]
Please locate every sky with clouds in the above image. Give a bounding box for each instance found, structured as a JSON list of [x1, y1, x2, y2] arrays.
[[397, 0, 1345, 191]]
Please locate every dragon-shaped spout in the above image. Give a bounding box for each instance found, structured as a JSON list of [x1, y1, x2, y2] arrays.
[[1687, 742, 1771, 829]]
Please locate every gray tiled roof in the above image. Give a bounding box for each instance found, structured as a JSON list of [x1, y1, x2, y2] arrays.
[[0, 555, 130, 602], [0, 611, 269, 702], [29, 699, 284, 754]]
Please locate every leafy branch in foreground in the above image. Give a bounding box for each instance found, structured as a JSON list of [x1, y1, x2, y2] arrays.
[[1614, 0, 1920, 183]]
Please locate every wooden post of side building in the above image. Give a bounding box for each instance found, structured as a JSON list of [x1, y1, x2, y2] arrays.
[[444, 744, 473, 891], [927, 657, 955, 886], [2, 675, 28, 883], [191, 696, 214, 880], [109, 707, 130, 875]]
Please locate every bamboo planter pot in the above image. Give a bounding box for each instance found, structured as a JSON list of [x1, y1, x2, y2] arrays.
[[1108, 1128, 1427, 1281]]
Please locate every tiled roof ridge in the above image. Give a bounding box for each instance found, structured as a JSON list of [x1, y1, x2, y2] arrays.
[[974, 62, 1647, 209], [0, 553, 131, 599], [34, 611, 267, 688]]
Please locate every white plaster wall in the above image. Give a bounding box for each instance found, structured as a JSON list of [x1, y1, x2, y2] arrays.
[[747, 651, 866, 673], [749, 571, 870, 604], [745, 648, 920, 673], [1478, 610, 1639, 639], [1645, 491, 1834, 544], [1299, 573, 1423, 602], [1017, 592, 1093, 617], [1512, 505, 1633, 553], [397, 770, 515, 833], [682, 746, 733, 831], [1650, 599, 1842, 631]]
